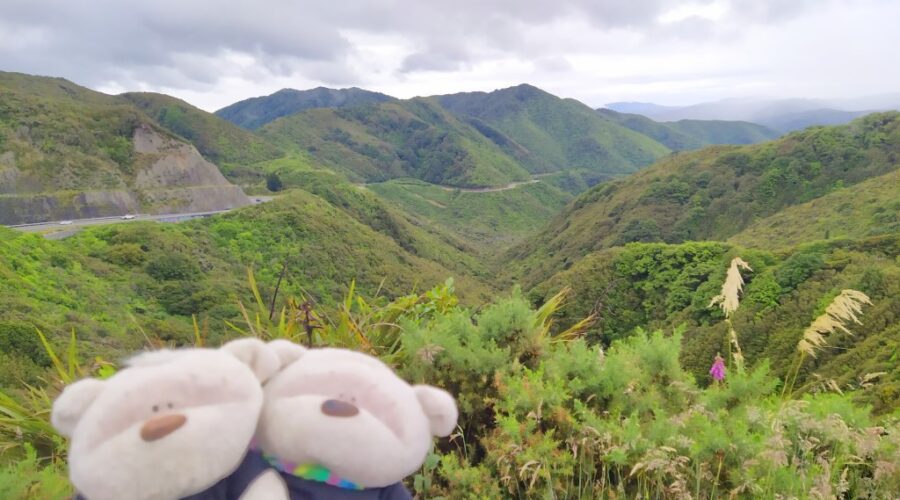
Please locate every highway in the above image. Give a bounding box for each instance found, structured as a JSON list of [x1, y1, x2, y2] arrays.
[[4, 197, 274, 239]]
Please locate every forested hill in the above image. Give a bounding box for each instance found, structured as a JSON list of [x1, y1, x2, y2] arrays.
[[507, 112, 900, 287], [215, 87, 395, 130], [596, 108, 780, 150], [257, 98, 533, 187], [436, 84, 671, 177]]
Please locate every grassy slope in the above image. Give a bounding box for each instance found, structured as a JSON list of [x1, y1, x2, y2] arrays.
[[507, 112, 900, 288], [215, 87, 395, 130], [260, 98, 531, 187], [728, 168, 900, 249], [367, 178, 572, 248], [0, 190, 494, 383], [528, 237, 899, 413], [0, 72, 155, 193], [122, 92, 284, 181], [437, 84, 671, 175]]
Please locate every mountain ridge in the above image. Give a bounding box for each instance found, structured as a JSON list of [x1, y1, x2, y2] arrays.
[[215, 87, 396, 130]]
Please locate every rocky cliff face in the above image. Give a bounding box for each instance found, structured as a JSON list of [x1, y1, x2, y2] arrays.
[[0, 125, 250, 224]]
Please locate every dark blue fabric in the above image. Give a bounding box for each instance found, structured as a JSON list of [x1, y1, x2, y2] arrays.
[[73, 449, 273, 500]]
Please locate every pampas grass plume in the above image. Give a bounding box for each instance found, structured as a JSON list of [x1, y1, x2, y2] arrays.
[[797, 289, 871, 357], [709, 257, 752, 318]]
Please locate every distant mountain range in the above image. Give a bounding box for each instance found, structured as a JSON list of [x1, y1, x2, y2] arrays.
[[11, 70, 884, 227], [605, 95, 900, 132], [216, 83, 791, 190]]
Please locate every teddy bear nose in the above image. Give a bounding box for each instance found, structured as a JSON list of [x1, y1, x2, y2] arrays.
[[321, 399, 359, 417], [140, 414, 187, 442]]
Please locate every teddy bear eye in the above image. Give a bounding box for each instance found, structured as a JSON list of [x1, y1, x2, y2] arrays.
[[152, 405, 159, 412], [167, 402, 174, 409]]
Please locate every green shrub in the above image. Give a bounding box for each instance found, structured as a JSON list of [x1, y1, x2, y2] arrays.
[[0, 445, 71, 500], [145, 253, 199, 281], [0, 322, 50, 367]]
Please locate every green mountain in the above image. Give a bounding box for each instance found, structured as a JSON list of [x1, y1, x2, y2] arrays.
[[507, 112, 900, 287], [0, 72, 250, 225], [259, 98, 532, 187], [122, 92, 284, 181], [215, 87, 395, 130], [436, 84, 671, 177], [596, 108, 780, 150]]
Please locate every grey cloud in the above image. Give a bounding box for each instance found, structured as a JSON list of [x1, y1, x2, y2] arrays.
[[0, 0, 840, 91], [534, 57, 574, 73], [0, 0, 351, 89]]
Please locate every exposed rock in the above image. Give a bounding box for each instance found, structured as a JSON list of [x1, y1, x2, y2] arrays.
[[1, 126, 251, 224], [0, 152, 20, 195]]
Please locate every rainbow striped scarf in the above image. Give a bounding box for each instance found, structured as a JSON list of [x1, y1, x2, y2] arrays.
[[257, 449, 365, 491]]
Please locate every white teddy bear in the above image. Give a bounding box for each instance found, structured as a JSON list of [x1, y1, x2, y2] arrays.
[[253, 341, 459, 499], [52, 338, 289, 500]]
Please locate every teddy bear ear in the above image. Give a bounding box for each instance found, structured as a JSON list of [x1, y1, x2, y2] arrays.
[[52, 378, 106, 438], [267, 339, 307, 369], [221, 338, 281, 383], [414, 385, 458, 437]]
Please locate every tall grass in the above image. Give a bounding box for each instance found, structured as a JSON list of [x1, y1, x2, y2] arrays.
[[708, 257, 752, 371], [784, 289, 872, 397]]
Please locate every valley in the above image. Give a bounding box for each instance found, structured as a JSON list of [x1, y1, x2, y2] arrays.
[[0, 70, 898, 498]]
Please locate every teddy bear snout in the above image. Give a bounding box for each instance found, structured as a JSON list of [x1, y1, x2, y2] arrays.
[[140, 413, 187, 442], [321, 399, 359, 417]]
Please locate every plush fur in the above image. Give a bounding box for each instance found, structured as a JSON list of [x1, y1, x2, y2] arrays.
[[257, 341, 458, 489], [52, 338, 286, 500]]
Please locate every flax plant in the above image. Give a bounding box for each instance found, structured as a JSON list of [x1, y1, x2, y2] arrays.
[[708, 257, 753, 372], [784, 289, 871, 396]]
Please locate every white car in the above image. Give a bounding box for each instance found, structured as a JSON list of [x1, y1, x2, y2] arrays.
[[59, 220, 73, 225], [121, 214, 136, 220]]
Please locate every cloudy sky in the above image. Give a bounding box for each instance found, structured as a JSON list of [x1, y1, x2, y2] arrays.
[[1, 0, 898, 111]]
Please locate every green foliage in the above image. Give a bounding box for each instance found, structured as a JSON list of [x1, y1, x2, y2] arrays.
[[775, 249, 824, 292], [0, 322, 50, 367], [438, 84, 670, 176], [0, 72, 145, 203], [215, 87, 395, 130], [0, 445, 71, 500], [730, 169, 900, 249], [531, 237, 900, 411], [265, 171, 284, 192], [145, 253, 199, 281], [260, 98, 532, 188], [122, 92, 284, 170], [388, 296, 899, 498], [1, 271, 897, 499], [368, 178, 571, 248], [506, 112, 900, 285]]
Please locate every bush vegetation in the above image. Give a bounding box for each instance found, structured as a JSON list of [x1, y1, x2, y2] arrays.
[[1, 281, 897, 499]]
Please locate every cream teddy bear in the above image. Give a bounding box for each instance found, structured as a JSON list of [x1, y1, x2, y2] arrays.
[[252, 341, 458, 499], [52, 338, 288, 500]]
